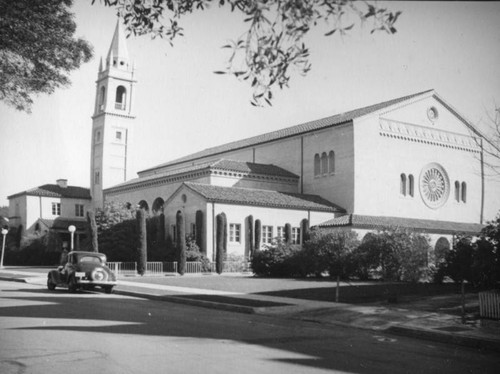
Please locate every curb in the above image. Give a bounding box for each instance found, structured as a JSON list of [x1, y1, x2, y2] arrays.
[[114, 289, 257, 314], [387, 325, 500, 353]]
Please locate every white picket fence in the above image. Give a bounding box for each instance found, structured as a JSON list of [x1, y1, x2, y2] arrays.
[[107, 260, 250, 276], [479, 290, 500, 320]]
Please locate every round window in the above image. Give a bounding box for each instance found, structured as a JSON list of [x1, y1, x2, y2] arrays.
[[427, 106, 439, 122], [419, 163, 450, 209]]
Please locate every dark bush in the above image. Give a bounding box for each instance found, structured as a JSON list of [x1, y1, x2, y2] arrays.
[[136, 208, 147, 276], [251, 241, 304, 277], [176, 210, 186, 275]]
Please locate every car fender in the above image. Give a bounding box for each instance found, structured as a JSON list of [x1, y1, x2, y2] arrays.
[[48, 269, 63, 284]]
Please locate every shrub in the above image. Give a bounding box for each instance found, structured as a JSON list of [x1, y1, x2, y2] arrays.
[[215, 213, 225, 274], [136, 208, 147, 276], [254, 219, 261, 252], [302, 230, 360, 279], [350, 228, 430, 282], [251, 241, 303, 277], [185, 235, 211, 272], [176, 210, 186, 275], [195, 210, 203, 251], [246, 215, 253, 257]]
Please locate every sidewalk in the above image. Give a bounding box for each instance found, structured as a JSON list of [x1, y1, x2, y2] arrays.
[[1, 267, 499, 352]]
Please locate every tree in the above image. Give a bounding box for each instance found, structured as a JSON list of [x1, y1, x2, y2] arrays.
[[0, 0, 93, 112], [95, 201, 137, 261], [474, 107, 500, 177], [136, 208, 147, 275], [176, 210, 186, 275], [254, 219, 261, 252], [96, 0, 400, 106], [86, 210, 99, 252], [303, 230, 359, 301], [215, 213, 226, 274]]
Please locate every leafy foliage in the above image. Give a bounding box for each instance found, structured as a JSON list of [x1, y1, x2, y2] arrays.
[[302, 229, 360, 279], [251, 240, 303, 277], [215, 212, 226, 274], [0, 0, 93, 112], [438, 215, 500, 288], [136, 208, 147, 275], [353, 228, 430, 282], [95, 201, 137, 261], [176, 210, 186, 275], [96, 0, 400, 106]]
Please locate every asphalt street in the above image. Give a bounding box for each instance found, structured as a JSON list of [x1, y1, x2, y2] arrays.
[[0, 280, 498, 374]]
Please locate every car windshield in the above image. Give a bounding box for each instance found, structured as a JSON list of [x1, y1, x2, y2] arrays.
[[79, 256, 103, 264]]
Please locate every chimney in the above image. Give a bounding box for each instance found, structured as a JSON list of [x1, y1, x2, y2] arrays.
[[57, 179, 68, 188]]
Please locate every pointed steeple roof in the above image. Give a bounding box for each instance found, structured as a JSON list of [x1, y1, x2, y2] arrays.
[[106, 19, 129, 66]]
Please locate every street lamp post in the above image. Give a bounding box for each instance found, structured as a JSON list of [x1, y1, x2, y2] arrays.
[[1, 228, 8, 269], [68, 225, 76, 251]]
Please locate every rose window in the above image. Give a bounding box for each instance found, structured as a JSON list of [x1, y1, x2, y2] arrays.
[[419, 163, 449, 209]]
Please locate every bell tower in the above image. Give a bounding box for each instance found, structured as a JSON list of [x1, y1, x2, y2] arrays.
[[91, 20, 136, 209]]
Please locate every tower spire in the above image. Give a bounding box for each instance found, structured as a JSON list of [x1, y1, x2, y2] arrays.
[[106, 19, 129, 69]]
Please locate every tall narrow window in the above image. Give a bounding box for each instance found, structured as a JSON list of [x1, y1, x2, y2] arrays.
[[408, 174, 414, 197], [99, 86, 105, 110], [461, 182, 467, 203], [277, 226, 285, 239], [400, 174, 407, 196], [94, 171, 100, 185], [314, 154, 320, 177], [328, 151, 335, 174], [229, 224, 241, 243], [52, 202, 61, 216], [454, 181, 460, 202], [115, 86, 126, 110], [292, 228, 301, 244], [262, 225, 273, 245], [75, 204, 84, 217], [321, 152, 328, 175]]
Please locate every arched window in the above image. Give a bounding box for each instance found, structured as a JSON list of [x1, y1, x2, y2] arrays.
[[138, 200, 149, 212], [115, 86, 126, 110], [321, 152, 328, 175], [461, 182, 467, 203], [400, 173, 407, 196], [434, 237, 451, 266], [99, 86, 106, 110], [314, 154, 320, 177], [454, 181, 460, 202], [328, 151, 335, 174], [152, 197, 165, 215], [408, 174, 414, 197]]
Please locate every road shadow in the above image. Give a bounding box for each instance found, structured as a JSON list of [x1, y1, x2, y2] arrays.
[[2, 284, 493, 374]]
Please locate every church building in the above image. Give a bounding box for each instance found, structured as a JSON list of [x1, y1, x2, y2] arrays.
[[91, 23, 490, 263]]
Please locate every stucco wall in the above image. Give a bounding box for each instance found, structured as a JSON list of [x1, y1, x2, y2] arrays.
[[353, 96, 483, 223]]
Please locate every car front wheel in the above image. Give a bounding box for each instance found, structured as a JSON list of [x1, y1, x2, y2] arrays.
[[47, 276, 56, 291]]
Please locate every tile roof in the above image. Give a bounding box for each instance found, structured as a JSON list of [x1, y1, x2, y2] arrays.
[[210, 159, 298, 178], [142, 89, 434, 172], [318, 214, 484, 235], [8, 184, 91, 200], [183, 182, 345, 212], [106, 159, 297, 192]]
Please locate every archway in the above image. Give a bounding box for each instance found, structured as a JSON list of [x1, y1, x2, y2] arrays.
[[152, 197, 165, 216], [434, 237, 450, 266], [138, 200, 149, 212]]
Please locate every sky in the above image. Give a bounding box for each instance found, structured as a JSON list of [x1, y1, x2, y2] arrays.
[[1, 1, 500, 210]]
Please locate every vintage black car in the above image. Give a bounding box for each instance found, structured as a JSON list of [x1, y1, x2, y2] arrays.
[[47, 251, 116, 293]]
